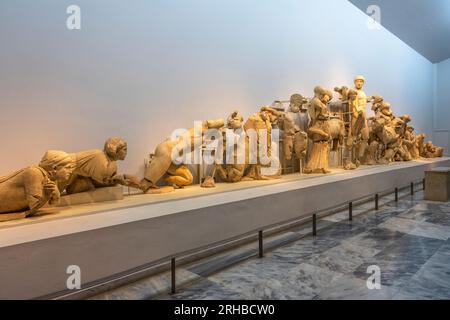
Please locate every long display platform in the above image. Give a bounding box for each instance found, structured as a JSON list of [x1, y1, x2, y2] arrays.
[[0, 158, 449, 299]]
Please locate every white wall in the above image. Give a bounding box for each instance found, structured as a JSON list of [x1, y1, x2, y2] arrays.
[[0, 0, 435, 176], [434, 57, 450, 154]]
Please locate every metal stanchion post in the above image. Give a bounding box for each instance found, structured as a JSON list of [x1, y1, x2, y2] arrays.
[[312, 214, 317, 237], [258, 231, 264, 258], [171, 258, 176, 294], [349, 202, 353, 221]]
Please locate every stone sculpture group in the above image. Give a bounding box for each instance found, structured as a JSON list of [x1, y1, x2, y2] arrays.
[[0, 76, 444, 220]]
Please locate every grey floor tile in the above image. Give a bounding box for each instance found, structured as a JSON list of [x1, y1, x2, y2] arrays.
[[343, 227, 408, 251], [393, 278, 450, 300], [93, 191, 450, 301], [379, 217, 450, 241], [316, 275, 399, 300], [308, 242, 380, 274], [270, 237, 341, 266], [209, 263, 345, 300], [353, 234, 444, 287], [92, 268, 201, 300], [157, 279, 245, 300]]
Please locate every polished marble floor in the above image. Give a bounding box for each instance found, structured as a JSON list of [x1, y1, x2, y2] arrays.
[[91, 190, 450, 300]]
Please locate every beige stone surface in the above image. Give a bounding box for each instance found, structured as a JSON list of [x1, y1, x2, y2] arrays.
[[0, 212, 26, 223], [54, 186, 124, 207], [145, 186, 175, 194], [1, 157, 447, 233]]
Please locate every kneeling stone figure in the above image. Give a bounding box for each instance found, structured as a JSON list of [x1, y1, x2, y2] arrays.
[[0, 150, 75, 220]]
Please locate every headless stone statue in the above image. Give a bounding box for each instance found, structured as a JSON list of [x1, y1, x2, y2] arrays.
[[216, 111, 247, 183], [141, 119, 225, 192], [282, 94, 309, 161]]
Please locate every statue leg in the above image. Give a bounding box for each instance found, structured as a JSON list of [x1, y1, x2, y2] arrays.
[[366, 141, 379, 165], [284, 135, 294, 161], [228, 165, 246, 182], [215, 164, 228, 181], [402, 147, 412, 161], [166, 164, 193, 187], [361, 124, 370, 141], [379, 148, 395, 164], [65, 176, 96, 194], [242, 165, 258, 181]]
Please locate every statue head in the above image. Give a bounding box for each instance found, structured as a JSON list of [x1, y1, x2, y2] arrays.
[[227, 111, 244, 129], [334, 86, 349, 101], [104, 137, 128, 161], [347, 89, 358, 101], [39, 150, 75, 182], [371, 95, 383, 104], [289, 94, 306, 113], [426, 141, 436, 151], [417, 133, 426, 144], [381, 102, 392, 116], [260, 106, 280, 124], [400, 115, 412, 124], [314, 86, 333, 104], [354, 75, 365, 90]]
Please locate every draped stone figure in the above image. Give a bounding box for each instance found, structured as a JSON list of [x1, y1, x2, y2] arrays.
[[65, 137, 141, 194], [304, 86, 333, 174], [242, 106, 282, 180], [0, 150, 75, 220]]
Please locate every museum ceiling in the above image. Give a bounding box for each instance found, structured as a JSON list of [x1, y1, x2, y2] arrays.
[[349, 0, 450, 63]]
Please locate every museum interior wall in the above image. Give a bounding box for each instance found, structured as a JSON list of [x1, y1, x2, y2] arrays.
[[434, 57, 450, 154], [0, 0, 436, 177]]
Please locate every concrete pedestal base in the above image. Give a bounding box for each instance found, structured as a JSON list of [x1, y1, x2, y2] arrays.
[[145, 186, 175, 194], [0, 158, 449, 299], [0, 212, 26, 223]]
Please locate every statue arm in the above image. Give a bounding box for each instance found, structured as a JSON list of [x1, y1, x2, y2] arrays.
[[205, 119, 225, 130], [112, 174, 141, 189], [402, 139, 415, 148], [23, 168, 59, 217], [308, 127, 329, 139]]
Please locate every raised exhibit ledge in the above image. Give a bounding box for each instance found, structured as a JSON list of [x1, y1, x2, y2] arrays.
[[0, 157, 448, 249], [1, 157, 449, 300]]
